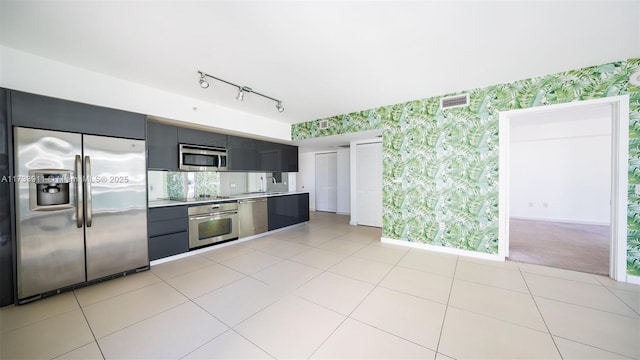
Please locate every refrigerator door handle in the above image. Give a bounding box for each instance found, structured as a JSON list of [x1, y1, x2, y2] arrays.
[[84, 155, 93, 227], [75, 155, 84, 228]]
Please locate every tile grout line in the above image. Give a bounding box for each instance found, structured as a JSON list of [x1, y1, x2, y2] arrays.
[[301, 244, 453, 357], [597, 279, 640, 317], [522, 272, 639, 359], [207, 228, 358, 359], [530, 294, 640, 319], [306, 231, 397, 359], [516, 263, 564, 359], [433, 255, 459, 359], [71, 290, 106, 360]]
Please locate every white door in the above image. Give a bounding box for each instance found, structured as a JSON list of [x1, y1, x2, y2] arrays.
[[356, 142, 382, 227], [315, 152, 337, 212]]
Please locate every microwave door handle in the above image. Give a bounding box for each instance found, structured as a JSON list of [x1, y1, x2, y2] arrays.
[[84, 155, 92, 227], [75, 155, 84, 228]]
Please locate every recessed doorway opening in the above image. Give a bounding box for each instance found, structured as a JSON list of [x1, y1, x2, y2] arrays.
[[499, 95, 629, 281]]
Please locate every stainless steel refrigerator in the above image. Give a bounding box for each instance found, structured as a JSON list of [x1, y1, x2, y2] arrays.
[[14, 127, 148, 301]]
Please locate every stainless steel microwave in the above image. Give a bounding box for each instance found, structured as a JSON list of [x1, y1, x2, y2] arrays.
[[179, 144, 228, 171]]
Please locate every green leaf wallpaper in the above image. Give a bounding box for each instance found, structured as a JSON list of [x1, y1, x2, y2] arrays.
[[292, 58, 640, 276]]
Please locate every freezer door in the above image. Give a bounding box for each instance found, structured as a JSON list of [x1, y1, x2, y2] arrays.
[[14, 127, 85, 299], [83, 135, 148, 280]]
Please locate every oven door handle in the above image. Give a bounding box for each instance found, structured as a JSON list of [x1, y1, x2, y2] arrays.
[[189, 211, 238, 221]]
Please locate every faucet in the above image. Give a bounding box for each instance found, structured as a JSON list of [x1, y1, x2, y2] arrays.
[[266, 176, 276, 184]]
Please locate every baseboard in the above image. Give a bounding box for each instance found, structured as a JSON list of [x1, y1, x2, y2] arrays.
[[509, 216, 609, 226], [336, 211, 350, 216], [626, 274, 640, 285], [381, 237, 504, 261]]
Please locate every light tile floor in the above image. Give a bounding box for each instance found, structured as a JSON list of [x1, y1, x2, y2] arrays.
[[1, 211, 639, 359]]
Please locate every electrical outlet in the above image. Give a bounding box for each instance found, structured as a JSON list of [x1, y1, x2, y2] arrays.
[[230, 183, 236, 188], [149, 185, 154, 191], [543, 202, 548, 208]]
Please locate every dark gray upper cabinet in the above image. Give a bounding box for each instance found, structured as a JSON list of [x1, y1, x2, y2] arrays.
[[256, 141, 299, 173], [227, 135, 258, 171], [282, 143, 299, 173], [10, 90, 145, 139], [257, 140, 281, 172], [146, 120, 298, 172], [147, 121, 179, 170], [177, 127, 226, 148]]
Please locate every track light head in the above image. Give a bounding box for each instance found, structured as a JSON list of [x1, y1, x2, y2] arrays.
[[236, 86, 252, 101], [199, 74, 209, 89], [198, 71, 283, 113]]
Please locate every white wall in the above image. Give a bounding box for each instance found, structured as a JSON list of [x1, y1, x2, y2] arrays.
[[336, 148, 351, 215], [297, 152, 316, 210], [509, 115, 611, 225], [0, 46, 290, 140]]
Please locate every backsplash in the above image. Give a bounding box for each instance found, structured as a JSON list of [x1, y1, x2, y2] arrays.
[[165, 171, 221, 200], [149, 170, 291, 201]]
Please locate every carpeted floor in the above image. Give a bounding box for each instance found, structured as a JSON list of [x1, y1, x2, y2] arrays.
[[508, 219, 610, 275]]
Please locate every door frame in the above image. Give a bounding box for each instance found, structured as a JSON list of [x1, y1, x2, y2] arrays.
[[498, 95, 629, 281]]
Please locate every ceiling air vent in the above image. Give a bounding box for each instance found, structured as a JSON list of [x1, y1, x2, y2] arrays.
[[440, 94, 470, 109], [319, 120, 329, 130]]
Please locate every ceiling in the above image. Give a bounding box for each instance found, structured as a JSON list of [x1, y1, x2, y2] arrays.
[[0, 1, 638, 150]]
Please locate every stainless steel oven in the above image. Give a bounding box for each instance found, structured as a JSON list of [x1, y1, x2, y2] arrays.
[[179, 144, 228, 171], [188, 201, 238, 249]]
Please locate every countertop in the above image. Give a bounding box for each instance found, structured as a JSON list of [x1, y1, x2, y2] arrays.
[[148, 191, 309, 208]]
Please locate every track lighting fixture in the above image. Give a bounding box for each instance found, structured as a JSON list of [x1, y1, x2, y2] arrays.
[[197, 71, 284, 113], [198, 74, 209, 89], [236, 86, 251, 101], [236, 88, 245, 101]]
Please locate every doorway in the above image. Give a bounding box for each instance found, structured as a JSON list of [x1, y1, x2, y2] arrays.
[[507, 105, 612, 275], [354, 141, 383, 227], [499, 95, 629, 281], [315, 152, 337, 212]]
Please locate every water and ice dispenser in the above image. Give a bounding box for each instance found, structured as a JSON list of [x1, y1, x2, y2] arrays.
[[29, 170, 74, 211]]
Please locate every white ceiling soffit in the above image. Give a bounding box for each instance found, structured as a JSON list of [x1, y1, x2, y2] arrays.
[[510, 103, 613, 128], [0, 1, 638, 125], [296, 129, 382, 153]]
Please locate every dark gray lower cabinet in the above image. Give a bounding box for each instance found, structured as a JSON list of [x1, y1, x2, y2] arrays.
[[148, 206, 188, 261], [268, 193, 310, 231]]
